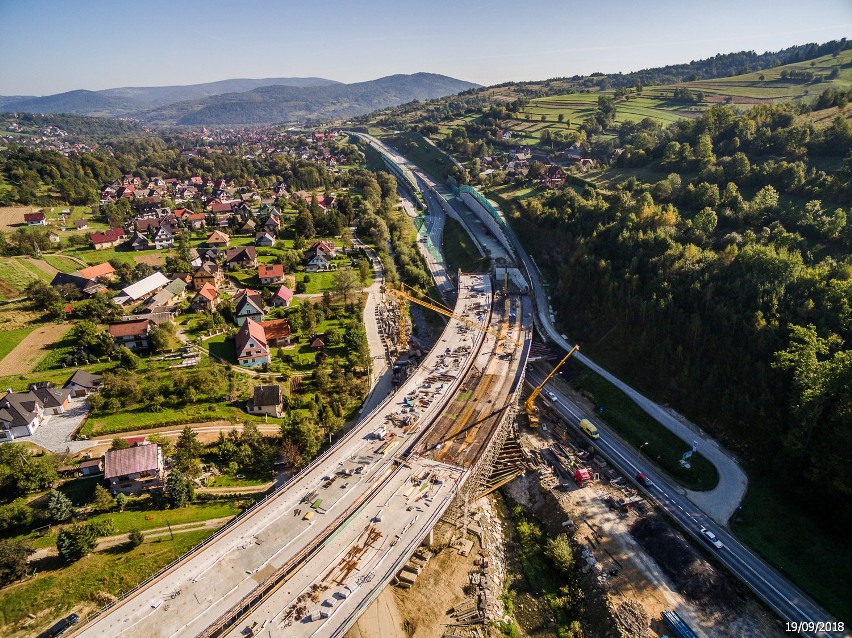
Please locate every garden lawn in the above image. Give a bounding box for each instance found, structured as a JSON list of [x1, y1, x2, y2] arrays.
[[296, 270, 337, 294], [80, 401, 270, 437], [0, 529, 214, 634]]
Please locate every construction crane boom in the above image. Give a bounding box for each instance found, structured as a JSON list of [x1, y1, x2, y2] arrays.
[[383, 283, 521, 347], [525, 344, 580, 427]]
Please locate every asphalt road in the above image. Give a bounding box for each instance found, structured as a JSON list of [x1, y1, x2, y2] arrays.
[[528, 369, 845, 638]]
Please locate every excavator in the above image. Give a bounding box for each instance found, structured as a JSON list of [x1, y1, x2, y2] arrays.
[[525, 344, 580, 427]]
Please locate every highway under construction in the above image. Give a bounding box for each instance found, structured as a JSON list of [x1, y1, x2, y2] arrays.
[[71, 273, 533, 638]]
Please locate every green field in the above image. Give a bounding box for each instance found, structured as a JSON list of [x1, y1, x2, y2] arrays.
[[0, 529, 215, 634], [0, 326, 34, 361], [380, 131, 455, 182], [0, 258, 51, 299], [441, 215, 488, 275], [80, 400, 272, 437], [41, 254, 83, 273]]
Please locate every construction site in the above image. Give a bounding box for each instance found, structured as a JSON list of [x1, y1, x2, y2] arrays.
[[344, 367, 787, 638]]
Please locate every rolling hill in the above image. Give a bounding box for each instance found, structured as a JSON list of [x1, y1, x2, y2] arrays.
[[143, 73, 479, 125], [0, 73, 478, 126]]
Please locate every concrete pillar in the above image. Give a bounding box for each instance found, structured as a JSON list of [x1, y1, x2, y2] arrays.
[[425, 528, 434, 546]]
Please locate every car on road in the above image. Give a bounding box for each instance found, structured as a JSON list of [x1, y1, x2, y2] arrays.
[[42, 613, 79, 637], [635, 472, 654, 488], [700, 526, 724, 549], [546, 391, 558, 402]]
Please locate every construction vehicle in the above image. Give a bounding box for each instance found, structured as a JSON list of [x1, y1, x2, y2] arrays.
[[525, 344, 580, 427], [382, 282, 521, 348]]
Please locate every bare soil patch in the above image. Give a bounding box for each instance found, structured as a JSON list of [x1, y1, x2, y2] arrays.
[[134, 253, 165, 266], [0, 322, 71, 375], [387, 521, 483, 638], [0, 206, 34, 232]]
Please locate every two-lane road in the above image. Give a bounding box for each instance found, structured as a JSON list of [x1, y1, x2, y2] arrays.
[[527, 369, 845, 638]]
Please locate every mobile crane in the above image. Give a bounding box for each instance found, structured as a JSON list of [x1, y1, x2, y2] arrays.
[[525, 344, 580, 427]]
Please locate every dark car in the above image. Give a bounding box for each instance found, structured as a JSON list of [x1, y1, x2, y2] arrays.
[[635, 472, 654, 488], [41, 613, 79, 638]]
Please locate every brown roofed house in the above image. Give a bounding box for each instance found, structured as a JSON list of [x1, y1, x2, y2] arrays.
[[206, 230, 230, 247], [108, 319, 152, 351], [247, 384, 283, 418], [103, 444, 163, 494], [259, 318, 292, 346]]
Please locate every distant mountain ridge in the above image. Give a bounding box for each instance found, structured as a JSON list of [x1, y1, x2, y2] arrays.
[[98, 77, 341, 108], [147, 73, 479, 125], [0, 73, 479, 125]]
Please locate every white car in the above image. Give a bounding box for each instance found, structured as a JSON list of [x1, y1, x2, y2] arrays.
[[700, 526, 724, 550], [546, 391, 558, 402]]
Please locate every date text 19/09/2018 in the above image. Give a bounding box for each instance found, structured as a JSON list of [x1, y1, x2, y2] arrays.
[[786, 622, 844, 634]]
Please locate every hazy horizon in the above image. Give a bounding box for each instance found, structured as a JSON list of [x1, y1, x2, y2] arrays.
[[1, 0, 850, 96]]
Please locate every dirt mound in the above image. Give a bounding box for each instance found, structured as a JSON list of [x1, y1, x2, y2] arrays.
[[630, 515, 742, 607], [612, 599, 652, 638]]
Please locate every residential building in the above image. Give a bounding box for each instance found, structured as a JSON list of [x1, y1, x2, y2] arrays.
[[234, 290, 264, 326], [224, 246, 258, 270], [235, 318, 270, 368], [24, 211, 47, 225], [258, 263, 285, 285], [239, 219, 257, 235], [90, 228, 127, 250], [270, 284, 294, 308], [128, 231, 150, 251], [191, 282, 219, 311], [108, 319, 152, 351], [63, 369, 104, 397], [206, 230, 230, 247], [259, 318, 292, 346], [153, 226, 174, 249], [247, 385, 283, 418], [104, 444, 164, 494], [192, 261, 223, 290], [0, 384, 71, 440], [77, 262, 116, 282], [305, 252, 332, 272], [255, 231, 276, 247]]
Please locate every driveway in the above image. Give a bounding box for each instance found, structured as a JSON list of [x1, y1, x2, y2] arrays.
[[27, 397, 97, 454]]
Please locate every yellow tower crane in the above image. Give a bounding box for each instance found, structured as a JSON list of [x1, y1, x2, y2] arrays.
[[383, 283, 522, 348], [525, 344, 580, 427]]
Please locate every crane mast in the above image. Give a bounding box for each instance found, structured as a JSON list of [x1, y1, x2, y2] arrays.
[[525, 344, 580, 427]]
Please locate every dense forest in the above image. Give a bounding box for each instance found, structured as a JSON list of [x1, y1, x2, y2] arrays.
[[504, 103, 851, 529]]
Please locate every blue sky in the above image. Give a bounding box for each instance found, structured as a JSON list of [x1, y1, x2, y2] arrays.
[[1, 0, 850, 95]]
